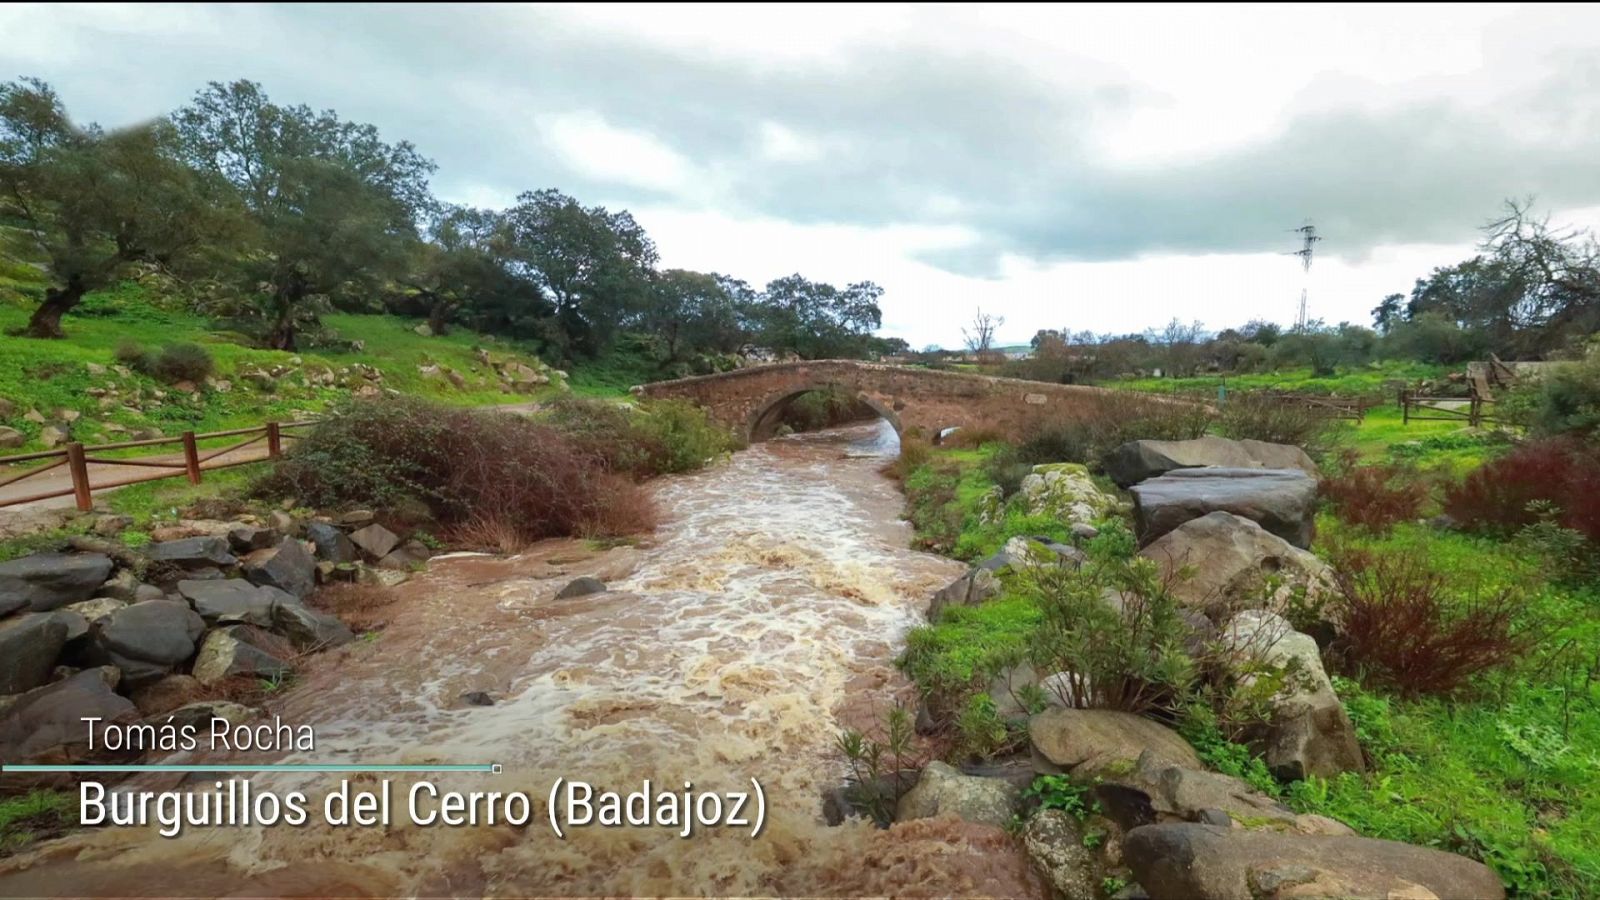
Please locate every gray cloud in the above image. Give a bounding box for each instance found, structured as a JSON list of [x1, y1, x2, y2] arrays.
[[11, 3, 1600, 273]]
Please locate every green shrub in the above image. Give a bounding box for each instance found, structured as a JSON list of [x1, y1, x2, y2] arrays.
[[113, 338, 147, 367], [1021, 553, 1197, 715], [1504, 350, 1600, 439], [538, 396, 737, 478]]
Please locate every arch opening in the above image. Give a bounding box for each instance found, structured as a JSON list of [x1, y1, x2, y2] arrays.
[[746, 383, 901, 443]]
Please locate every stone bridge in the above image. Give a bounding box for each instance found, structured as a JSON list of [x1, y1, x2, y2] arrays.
[[633, 360, 1133, 441]]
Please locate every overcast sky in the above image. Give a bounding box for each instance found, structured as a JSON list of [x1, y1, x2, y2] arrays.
[[6, 3, 1600, 348]]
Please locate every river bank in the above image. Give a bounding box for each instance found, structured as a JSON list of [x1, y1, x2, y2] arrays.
[[0, 422, 1043, 897]]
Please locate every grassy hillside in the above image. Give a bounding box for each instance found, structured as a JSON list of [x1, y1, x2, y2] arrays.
[[0, 279, 567, 454]]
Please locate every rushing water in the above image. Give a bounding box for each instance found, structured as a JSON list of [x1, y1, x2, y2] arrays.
[[0, 421, 1041, 897]]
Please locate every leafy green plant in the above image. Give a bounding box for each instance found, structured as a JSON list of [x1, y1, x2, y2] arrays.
[[1021, 774, 1094, 819], [834, 704, 921, 827], [1020, 553, 1196, 715]]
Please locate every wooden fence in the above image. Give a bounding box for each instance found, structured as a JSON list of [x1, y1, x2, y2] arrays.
[[1399, 391, 1496, 427], [1249, 391, 1374, 421], [0, 420, 316, 511]]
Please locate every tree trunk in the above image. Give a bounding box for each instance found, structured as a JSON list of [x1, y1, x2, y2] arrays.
[[427, 299, 454, 337], [267, 292, 299, 352], [26, 278, 88, 338]]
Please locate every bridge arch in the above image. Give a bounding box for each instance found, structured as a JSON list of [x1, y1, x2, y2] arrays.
[[635, 360, 1139, 444], [745, 383, 902, 441]]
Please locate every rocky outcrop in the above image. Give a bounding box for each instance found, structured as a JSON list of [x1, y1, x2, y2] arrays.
[[895, 761, 1017, 828], [1030, 708, 1202, 776], [349, 523, 401, 561], [93, 600, 207, 687], [192, 626, 293, 684], [1024, 810, 1102, 899], [1132, 468, 1318, 549], [1105, 436, 1318, 488], [306, 521, 358, 564], [1124, 823, 1505, 900], [241, 538, 317, 599], [1016, 462, 1120, 526], [0, 552, 114, 612], [272, 602, 354, 650], [1223, 611, 1363, 780], [0, 614, 70, 694], [0, 668, 138, 789], [1138, 512, 1334, 617], [178, 579, 292, 626], [146, 536, 238, 569]]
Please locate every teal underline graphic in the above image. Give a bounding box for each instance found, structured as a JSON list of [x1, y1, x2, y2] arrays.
[[1, 764, 498, 773]]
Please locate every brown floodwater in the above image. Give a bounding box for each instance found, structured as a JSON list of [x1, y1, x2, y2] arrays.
[[0, 421, 1043, 898]]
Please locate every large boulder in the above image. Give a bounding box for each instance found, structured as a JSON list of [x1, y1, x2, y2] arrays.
[[0, 668, 138, 790], [146, 536, 237, 569], [0, 613, 70, 694], [306, 521, 358, 564], [1105, 436, 1318, 487], [96, 600, 206, 667], [1030, 708, 1201, 776], [1223, 610, 1363, 780], [989, 662, 1088, 718], [226, 525, 280, 554], [895, 761, 1017, 828], [1124, 823, 1505, 900], [178, 579, 293, 626], [0, 552, 114, 612], [1016, 463, 1120, 526], [927, 567, 999, 621], [1096, 749, 1346, 835], [192, 626, 293, 684], [241, 538, 316, 600], [272, 602, 354, 650], [377, 539, 432, 571], [1132, 468, 1318, 549], [1138, 512, 1334, 617]]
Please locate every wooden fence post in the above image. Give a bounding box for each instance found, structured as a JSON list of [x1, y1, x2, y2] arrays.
[[65, 442, 92, 511], [1401, 391, 1410, 424], [266, 422, 282, 459], [182, 431, 202, 484]]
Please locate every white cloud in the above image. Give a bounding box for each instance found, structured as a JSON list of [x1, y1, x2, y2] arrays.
[[537, 111, 698, 196]]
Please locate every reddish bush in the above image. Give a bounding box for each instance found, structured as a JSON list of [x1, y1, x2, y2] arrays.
[[1320, 461, 1428, 533], [258, 396, 656, 542], [1327, 547, 1527, 698], [1444, 438, 1600, 542]]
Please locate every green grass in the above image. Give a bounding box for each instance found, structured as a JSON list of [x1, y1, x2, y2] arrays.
[[0, 790, 76, 857], [1112, 361, 1451, 397], [1288, 518, 1600, 897], [0, 282, 567, 454]]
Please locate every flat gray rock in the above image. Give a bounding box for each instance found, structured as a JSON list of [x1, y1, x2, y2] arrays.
[[147, 537, 237, 568], [0, 552, 114, 612], [178, 579, 293, 626], [1132, 468, 1318, 549]]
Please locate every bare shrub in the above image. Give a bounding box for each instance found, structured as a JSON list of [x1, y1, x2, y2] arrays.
[[257, 396, 657, 543], [1018, 392, 1212, 468], [1214, 393, 1344, 457], [1327, 546, 1528, 698]]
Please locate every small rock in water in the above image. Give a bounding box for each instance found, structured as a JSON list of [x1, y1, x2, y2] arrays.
[[555, 576, 606, 599], [461, 691, 495, 707]]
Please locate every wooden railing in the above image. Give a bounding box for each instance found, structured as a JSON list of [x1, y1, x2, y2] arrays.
[[1399, 391, 1495, 427], [0, 420, 317, 511]]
